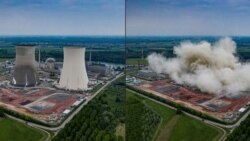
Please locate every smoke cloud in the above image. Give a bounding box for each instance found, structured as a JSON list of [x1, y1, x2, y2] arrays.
[[147, 37, 250, 95]]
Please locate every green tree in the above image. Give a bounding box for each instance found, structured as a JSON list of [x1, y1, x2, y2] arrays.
[[0, 108, 4, 117], [117, 136, 123, 141], [103, 134, 110, 141], [95, 131, 104, 141]]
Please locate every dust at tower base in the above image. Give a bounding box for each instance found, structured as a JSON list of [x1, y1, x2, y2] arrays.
[[11, 46, 39, 87], [59, 47, 89, 91]]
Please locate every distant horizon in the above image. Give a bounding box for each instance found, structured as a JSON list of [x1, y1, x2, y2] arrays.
[[1, 35, 250, 37], [127, 0, 250, 36]]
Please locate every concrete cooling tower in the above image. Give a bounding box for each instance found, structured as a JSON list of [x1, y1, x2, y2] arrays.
[[12, 46, 39, 87], [59, 47, 88, 90]]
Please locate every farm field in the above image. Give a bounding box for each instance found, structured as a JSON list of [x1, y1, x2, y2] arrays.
[[126, 58, 148, 65], [168, 116, 222, 141], [126, 89, 223, 141], [0, 118, 45, 141]]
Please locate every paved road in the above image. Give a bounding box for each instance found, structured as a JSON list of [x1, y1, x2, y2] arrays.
[[33, 126, 51, 141], [5, 73, 123, 140], [208, 121, 227, 141]]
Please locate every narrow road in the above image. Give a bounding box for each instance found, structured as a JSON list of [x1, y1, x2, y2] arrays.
[[5, 73, 123, 140], [33, 126, 51, 141], [209, 122, 226, 141]]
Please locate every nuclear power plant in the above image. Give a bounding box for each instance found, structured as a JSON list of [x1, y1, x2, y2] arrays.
[[0, 43, 119, 124], [59, 47, 88, 91], [11, 45, 39, 87]]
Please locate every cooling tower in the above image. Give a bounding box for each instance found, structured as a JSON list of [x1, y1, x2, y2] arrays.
[[59, 47, 88, 90], [12, 46, 39, 87]]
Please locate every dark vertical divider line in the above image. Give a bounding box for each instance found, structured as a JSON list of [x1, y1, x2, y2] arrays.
[[124, 0, 127, 140], [125, 0, 127, 75]]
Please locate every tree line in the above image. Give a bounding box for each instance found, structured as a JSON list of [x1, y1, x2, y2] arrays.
[[0, 47, 124, 64], [53, 77, 125, 141], [126, 94, 160, 141]]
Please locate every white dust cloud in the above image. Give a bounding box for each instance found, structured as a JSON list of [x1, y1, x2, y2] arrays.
[[147, 37, 250, 95]]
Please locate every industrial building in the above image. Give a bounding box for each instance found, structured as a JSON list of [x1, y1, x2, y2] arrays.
[[0, 44, 121, 125], [11, 45, 39, 87], [137, 69, 166, 81], [132, 78, 250, 122], [87, 64, 111, 77], [45, 58, 56, 70], [41, 58, 60, 77], [59, 47, 88, 91]]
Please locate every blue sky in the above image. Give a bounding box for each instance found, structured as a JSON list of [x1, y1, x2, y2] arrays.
[[0, 0, 124, 35], [127, 0, 250, 36]]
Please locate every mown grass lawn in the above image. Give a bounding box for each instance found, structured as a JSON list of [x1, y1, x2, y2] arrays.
[[0, 118, 45, 141], [168, 115, 221, 141]]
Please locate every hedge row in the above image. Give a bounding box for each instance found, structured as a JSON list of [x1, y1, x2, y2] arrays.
[[0, 106, 54, 127]]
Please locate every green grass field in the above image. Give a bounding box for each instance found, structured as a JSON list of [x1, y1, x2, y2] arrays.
[[127, 89, 223, 141], [168, 116, 221, 141], [0, 58, 9, 62], [126, 58, 148, 65], [0, 118, 45, 141]]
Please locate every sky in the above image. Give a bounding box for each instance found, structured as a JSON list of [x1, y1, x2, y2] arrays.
[[127, 0, 250, 36], [0, 0, 124, 35]]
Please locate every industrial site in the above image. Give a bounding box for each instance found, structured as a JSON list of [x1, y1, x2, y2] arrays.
[[0, 45, 120, 125], [128, 75, 250, 122], [127, 38, 250, 123]]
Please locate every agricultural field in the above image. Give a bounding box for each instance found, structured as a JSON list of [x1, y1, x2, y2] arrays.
[[0, 118, 46, 141], [126, 89, 223, 141], [52, 77, 125, 141], [168, 116, 221, 141], [126, 58, 148, 65]]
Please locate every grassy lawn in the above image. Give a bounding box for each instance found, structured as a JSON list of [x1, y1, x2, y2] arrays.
[[168, 116, 220, 141], [0, 118, 45, 141], [127, 89, 223, 141], [126, 58, 148, 65], [143, 99, 176, 127]]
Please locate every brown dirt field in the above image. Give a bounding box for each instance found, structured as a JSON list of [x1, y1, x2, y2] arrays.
[[156, 115, 180, 141]]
